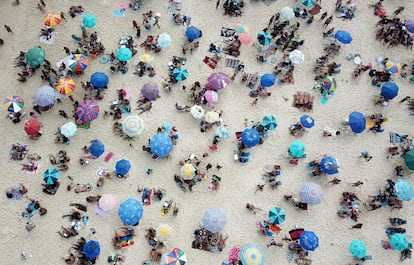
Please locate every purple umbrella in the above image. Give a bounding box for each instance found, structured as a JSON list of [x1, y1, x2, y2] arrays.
[[141, 82, 159, 100], [207, 72, 231, 90], [406, 19, 414, 33]]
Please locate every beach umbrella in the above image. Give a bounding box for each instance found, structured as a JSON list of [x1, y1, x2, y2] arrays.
[[190, 105, 204, 119], [268, 207, 285, 225], [69, 53, 89, 74], [60, 122, 77, 137], [236, 24, 250, 33], [43, 167, 60, 185], [56, 77, 75, 96], [280, 6, 295, 21], [75, 99, 100, 122], [335, 30, 353, 44], [289, 50, 305, 65], [161, 248, 186, 265], [34, 85, 55, 107], [141, 82, 159, 100], [395, 179, 414, 201], [390, 233, 409, 251], [115, 159, 131, 175], [157, 33, 172, 48], [24, 119, 41, 136], [262, 115, 277, 131], [83, 13, 97, 28], [240, 244, 265, 265], [380, 82, 399, 100], [320, 156, 339, 175], [204, 111, 220, 123], [260, 73, 276, 87], [385, 59, 401, 74], [257, 31, 272, 46], [25, 46, 45, 68], [300, 115, 315, 128], [202, 208, 226, 233], [238, 33, 251, 45], [300, 182, 324, 205], [43, 12, 62, 28], [300, 231, 319, 251], [172, 66, 189, 81], [89, 141, 105, 157], [301, 0, 316, 7], [180, 163, 196, 180], [3, 95, 24, 113], [116, 47, 132, 62], [216, 125, 231, 139], [157, 224, 173, 241], [241, 128, 260, 147], [121, 115, 145, 137], [349, 240, 367, 259], [321, 76, 337, 93], [207, 72, 231, 90], [90, 72, 109, 89], [118, 198, 143, 225], [406, 19, 414, 33], [348, 111, 366, 133], [185, 26, 201, 41], [404, 149, 414, 170], [139, 54, 154, 63], [289, 141, 306, 158], [150, 133, 173, 157], [83, 240, 100, 259], [98, 194, 117, 212], [204, 90, 219, 107]]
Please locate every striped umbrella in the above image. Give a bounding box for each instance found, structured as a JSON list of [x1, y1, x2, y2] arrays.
[[75, 99, 99, 122], [24, 119, 41, 136], [69, 53, 89, 74], [202, 208, 227, 233], [43, 167, 60, 185], [56, 77, 76, 96], [3, 95, 24, 113], [162, 248, 186, 265], [173, 66, 189, 81], [261, 114, 277, 131], [268, 207, 285, 225], [322, 76, 337, 93], [236, 24, 250, 33], [43, 12, 62, 28], [34, 85, 55, 107], [299, 182, 324, 205], [240, 244, 265, 265], [121, 115, 145, 137]]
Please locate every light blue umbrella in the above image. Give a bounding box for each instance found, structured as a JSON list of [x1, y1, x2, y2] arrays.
[[240, 244, 265, 265], [157, 33, 172, 48], [202, 208, 227, 233], [83, 13, 97, 28], [34, 85, 56, 107], [115, 159, 131, 175], [150, 133, 173, 157], [300, 182, 324, 205], [289, 141, 306, 158], [118, 198, 143, 225], [350, 240, 367, 259], [395, 179, 414, 201], [83, 240, 100, 260], [242, 128, 260, 147], [300, 231, 319, 251], [89, 141, 105, 157], [216, 125, 231, 139], [60, 122, 77, 137], [116, 47, 132, 62], [390, 233, 409, 251]]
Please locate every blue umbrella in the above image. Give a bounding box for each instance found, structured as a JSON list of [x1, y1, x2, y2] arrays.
[[380, 82, 399, 100], [83, 240, 100, 259], [320, 156, 339, 175], [262, 115, 277, 131], [116, 47, 132, 62], [115, 159, 131, 175], [43, 167, 60, 185], [300, 182, 324, 205], [260, 73, 276, 87], [118, 198, 143, 225], [349, 240, 367, 259], [240, 244, 266, 265], [390, 233, 409, 251], [300, 115, 315, 128], [257, 31, 272, 46], [185, 26, 201, 41], [150, 133, 173, 157], [241, 128, 260, 147], [395, 179, 414, 201], [172, 66, 189, 81], [268, 207, 285, 225], [300, 231, 319, 251], [289, 141, 306, 158], [91, 72, 109, 89], [202, 208, 227, 233], [335, 30, 353, 44], [348, 112, 366, 133], [89, 141, 105, 157], [83, 13, 97, 28]]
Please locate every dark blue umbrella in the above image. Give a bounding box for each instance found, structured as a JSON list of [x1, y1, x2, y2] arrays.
[[320, 156, 339, 175], [380, 82, 399, 100], [260, 73, 276, 87], [348, 111, 366, 133], [89, 141, 105, 157], [262, 115, 278, 131], [115, 159, 131, 175], [83, 240, 100, 259], [300, 231, 319, 251], [335, 30, 353, 44], [257, 31, 272, 46], [118, 198, 143, 225], [242, 128, 260, 147], [90, 72, 109, 89], [185, 26, 201, 41], [150, 133, 173, 157], [300, 115, 315, 128]]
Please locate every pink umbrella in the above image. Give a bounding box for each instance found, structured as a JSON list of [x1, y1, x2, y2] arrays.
[[238, 33, 251, 45], [207, 72, 231, 90], [98, 194, 117, 212], [204, 90, 219, 108]]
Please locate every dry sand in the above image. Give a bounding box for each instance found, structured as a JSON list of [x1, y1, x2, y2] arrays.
[[0, 0, 413, 264]]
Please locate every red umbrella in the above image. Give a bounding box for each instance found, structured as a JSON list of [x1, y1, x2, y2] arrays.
[[24, 119, 41, 136]]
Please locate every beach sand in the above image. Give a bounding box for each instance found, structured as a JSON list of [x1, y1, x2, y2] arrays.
[[1, 0, 413, 264]]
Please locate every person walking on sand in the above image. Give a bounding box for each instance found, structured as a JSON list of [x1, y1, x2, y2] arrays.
[[40, 0, 46, 7], [4, 25, 13, 34], [323, 16, 333, 28], [132, 20, 138, 29], [318, 11, 327, 22]]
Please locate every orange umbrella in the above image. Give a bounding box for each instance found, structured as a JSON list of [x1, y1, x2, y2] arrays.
[[24, 119, 41, 136], [43, 12, 62, 28], [56, 77, 75, 96]]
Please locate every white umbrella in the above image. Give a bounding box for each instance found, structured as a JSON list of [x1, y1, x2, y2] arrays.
[[190, 105, 205, 119], [280, 6, 295, 21], [204, 111, 220, 123], [289, 50, 305, 65], [60, 122, 77, 137]]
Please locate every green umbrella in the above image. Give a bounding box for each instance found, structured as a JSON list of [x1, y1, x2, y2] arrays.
[[404, 149, 414, 170], [25, 46, 45, 68]]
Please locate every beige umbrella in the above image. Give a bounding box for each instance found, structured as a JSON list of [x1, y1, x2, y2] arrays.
[[180, 163, 196, 180], [156, 224, 173, 241], [204, 111, 220, 123]]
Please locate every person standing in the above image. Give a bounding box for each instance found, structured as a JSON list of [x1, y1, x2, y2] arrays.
[[136, 25, 141, 38], [4, 25, 13, 34]]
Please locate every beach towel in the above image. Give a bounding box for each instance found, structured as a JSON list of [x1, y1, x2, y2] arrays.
[[23, 161, 40, 174], [308, 4, 321, 15], [220, 27, 236, 37], [40, 31, 57, 45], [203, 56, 217, 70], [113, 10, 126, 17], [225, 55, 240, 69], [104, 152, 114, 162], [389, 132, 408, 145]]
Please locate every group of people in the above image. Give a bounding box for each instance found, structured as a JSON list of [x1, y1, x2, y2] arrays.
[[221, 0, 244, 17], [337, 192, 362, 222], [364, 179, 403, 211], [192, 227, 228, 252]]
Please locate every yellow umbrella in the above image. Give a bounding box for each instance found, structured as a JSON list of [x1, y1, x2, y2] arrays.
[[43, 12, 62, 28], [56, 77, 76, 96], [180, 163, 196, 180], [140, 54, 154, 63], [156, 224, 173, 240]]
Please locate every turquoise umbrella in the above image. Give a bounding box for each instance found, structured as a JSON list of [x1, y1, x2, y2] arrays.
[[268, 207, 285, 225], [404, 149, 414, 170], [390, 233, 409, 251], [83, 13, 97, 28], [25, 46, 45, 68], [262, 115, 277, 131], [349, 240, 367, 259], [43, 167, 60, 185], [116, 47, 132, 62], [395, 179, 414, 201], [289, 141, 305, 158], [172, 66, 189, 81]]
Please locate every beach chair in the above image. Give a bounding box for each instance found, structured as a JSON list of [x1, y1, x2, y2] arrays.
[[225, 55, 240, 69]]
